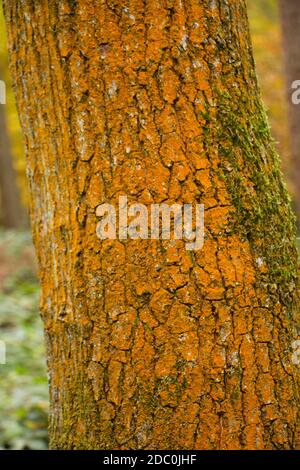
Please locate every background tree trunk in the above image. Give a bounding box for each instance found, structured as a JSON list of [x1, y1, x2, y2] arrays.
[[0, 68, 24, 228], [279, 0, 300, 227], [3, 0, 300, 449]]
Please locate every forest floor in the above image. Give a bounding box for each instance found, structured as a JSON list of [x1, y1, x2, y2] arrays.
[[0, 230, 48, 449]]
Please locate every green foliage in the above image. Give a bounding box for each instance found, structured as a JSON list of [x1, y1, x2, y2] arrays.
[[0, 230, 48, 449]]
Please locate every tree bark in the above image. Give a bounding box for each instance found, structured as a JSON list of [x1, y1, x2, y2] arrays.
[[0, 67, 24, 228], [3, 0, 300, 449], [279, 0, 300, 227]]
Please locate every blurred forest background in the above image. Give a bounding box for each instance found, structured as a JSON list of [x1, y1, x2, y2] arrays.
[[0, 0, 297, 449]]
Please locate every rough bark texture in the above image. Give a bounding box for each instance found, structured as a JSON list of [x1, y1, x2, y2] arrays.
[[3, 0, 300, 449], [0, 66, 24, 228], [279, 0, 300, 227]]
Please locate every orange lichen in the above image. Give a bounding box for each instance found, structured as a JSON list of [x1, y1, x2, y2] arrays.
[[3, 0, 300, 451]]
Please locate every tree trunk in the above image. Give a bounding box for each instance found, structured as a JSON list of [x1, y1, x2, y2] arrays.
[[3, 0, 300, 449], [279, 0, 300, 227], [0, 68, 24, 228]]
